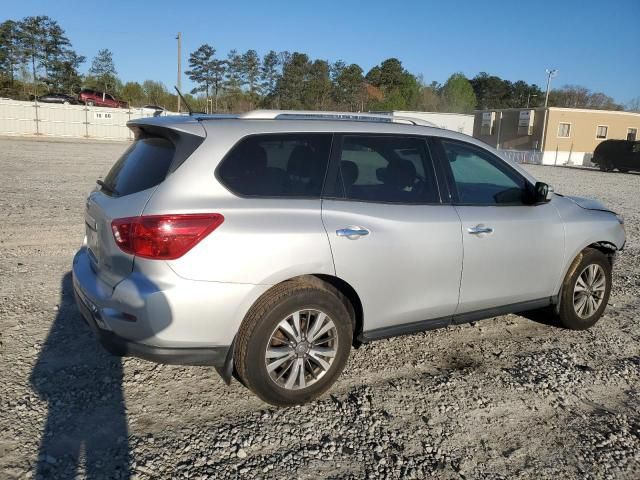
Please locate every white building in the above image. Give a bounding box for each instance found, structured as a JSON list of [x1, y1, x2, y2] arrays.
[[383, 111, 475, 135]]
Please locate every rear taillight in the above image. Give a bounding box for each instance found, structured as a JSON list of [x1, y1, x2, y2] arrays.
[[111, 214, 224, 260]]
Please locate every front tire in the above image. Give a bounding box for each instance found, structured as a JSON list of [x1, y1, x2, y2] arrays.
[[557, 248, 612, 330], [235, 281, 352, 406]]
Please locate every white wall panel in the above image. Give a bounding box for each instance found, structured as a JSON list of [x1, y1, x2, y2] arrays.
[[0, 99, 179, 141]]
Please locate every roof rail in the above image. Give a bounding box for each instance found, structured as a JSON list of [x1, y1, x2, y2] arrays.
[[237, 109, 436, 127]]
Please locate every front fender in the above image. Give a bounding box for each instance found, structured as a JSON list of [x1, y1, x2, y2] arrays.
[[553, 196, 625, 293]]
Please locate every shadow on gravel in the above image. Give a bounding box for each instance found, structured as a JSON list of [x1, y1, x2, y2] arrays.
[[518, 307, 563, 328], [30, 272, 130, 479]]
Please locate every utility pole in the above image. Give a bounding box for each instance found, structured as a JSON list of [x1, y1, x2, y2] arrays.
[[176, 32, 182, 113], [526, 93, 537, 108], [539, 68, 558, 154], [543, 69, 557, 109]]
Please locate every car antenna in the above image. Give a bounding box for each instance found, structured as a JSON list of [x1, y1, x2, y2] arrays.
[[174, 86, 193, 115]]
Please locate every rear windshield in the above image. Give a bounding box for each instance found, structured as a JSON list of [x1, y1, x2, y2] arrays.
[[102, 137, 174, 197]]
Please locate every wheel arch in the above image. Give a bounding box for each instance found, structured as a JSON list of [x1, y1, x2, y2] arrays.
[[313, 274, 364, 348], [290, 274, 364, 346], [555, 242, 614, 327], [222, 273, 364, 386], [555, 241, 618, 306], [239, 273, 364, 347], [586, 241, 618, 265]]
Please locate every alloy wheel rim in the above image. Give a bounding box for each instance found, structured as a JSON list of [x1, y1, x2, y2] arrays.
[[265, 309, 338, 390], [573, 264, 606, 319]]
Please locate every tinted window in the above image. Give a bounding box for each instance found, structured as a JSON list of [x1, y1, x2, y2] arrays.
[[218, 134, 332, 197], [442, 140, 527, 205], [102, 137, 175, 197], [338, 136, 438, 204]]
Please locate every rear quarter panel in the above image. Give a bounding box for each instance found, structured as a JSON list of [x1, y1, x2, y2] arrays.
[[140, 132, 335, 285], [162, 197, 335, 285]]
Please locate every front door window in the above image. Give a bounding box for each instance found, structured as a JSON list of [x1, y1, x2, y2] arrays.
[[441, 140, 527, 205]]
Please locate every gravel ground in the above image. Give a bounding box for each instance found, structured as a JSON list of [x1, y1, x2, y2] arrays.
[[0, 137, 638, 480]]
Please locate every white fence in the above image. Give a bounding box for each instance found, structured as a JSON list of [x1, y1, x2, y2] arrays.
[[499, 149, 544, 165], [0, 99, 178, 141]]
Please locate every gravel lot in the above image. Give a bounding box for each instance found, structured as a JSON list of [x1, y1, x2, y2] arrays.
[[0, 137, 638, 480]]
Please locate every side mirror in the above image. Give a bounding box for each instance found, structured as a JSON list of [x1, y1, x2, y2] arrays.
[[533, 181, 553, 203]]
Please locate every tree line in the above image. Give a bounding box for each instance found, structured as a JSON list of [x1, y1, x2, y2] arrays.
[[1, 15, 636, 113], [179, 44, 631, 113]]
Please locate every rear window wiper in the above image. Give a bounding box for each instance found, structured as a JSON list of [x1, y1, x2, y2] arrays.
[[96, 179, 119, 196]]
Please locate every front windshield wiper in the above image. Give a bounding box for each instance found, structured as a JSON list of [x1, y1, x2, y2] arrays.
[[96, 179, 119, 196]]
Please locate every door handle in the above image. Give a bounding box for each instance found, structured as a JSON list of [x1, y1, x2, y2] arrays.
[[467, 225, 494, 235], [336, 227, 370, 239]]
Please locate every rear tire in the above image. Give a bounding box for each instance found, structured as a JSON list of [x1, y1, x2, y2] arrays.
[[598, 158, 614, 172], [235, 281, 352, 406], [557, 248, 612, 330]]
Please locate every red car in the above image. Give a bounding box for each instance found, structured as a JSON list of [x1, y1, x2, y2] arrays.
[[79, 89, 128, 108]]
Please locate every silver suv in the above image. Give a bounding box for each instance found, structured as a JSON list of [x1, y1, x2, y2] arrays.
[[73, 110, 626, 406]]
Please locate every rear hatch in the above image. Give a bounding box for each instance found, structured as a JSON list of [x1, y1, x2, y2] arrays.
[[85, 119, 205, 289]]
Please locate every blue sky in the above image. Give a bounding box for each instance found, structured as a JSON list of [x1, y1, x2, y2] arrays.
[[3, 0, 639, 104]]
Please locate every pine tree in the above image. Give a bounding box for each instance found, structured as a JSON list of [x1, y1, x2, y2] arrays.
[[441, 73, 476, 113], [225, 49, 242, 93], [88, 49, 117, 94], [332, 61, 363, 111], [305, 59, 331, 109], [19, 16, 49, 96], [186, 44, 226, 112], [259, 50, 280, 107], [186, 44, 215, 106], [47, 50, 84, 94], [242, 49, 260, 108], [276, 52, 310, 109], [0, 20, 22, 89]]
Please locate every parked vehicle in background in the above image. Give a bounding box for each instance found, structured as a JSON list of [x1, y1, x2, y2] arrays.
[[142, 105, 166, 112], [142, 105, 166, 117], [79, 89, 128, 108], [592, 139, 640, 173], [72, 110, 626, 406], [35, 93, 78, 105]]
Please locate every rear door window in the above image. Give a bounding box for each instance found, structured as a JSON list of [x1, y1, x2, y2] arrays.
[[217, 134, 332, 197], [101, 137, 175, 197], [336, 135, 439, 204]]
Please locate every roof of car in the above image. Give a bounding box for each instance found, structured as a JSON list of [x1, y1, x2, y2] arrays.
[[128, 110, 472, 142]]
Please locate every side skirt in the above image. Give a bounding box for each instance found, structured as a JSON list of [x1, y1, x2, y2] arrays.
[[358, 297, 556, 343]]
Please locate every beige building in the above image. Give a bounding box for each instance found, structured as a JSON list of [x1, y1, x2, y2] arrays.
[[473, 107, 640, 165]]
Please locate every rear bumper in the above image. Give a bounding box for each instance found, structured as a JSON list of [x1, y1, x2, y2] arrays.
[[73, 279, 229, 366], [71, 246, 268, 368]]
